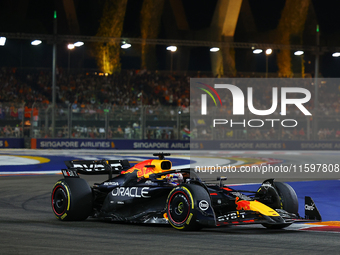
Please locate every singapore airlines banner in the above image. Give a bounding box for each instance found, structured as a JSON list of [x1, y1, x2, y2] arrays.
[[31, 139, 190, 150], [27, 138, 340, 150], [0, 138, 24, 148], [190, 140, 340, 150], [0, 138, 338, 150]]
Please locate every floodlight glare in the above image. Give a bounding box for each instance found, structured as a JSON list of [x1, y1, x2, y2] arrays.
[[210, 47, 220, 52], [332, 52, 340, 57], [253, 49, 262, 54], [266, 48, 272, 55], [121, 43, 131, 49], [0, 37, 6, 46], [166, 46, 177, 52], [67, 44, 75, 50], [74, 41, 84, 47], [31, 40, 42, 46], [294, 51, 304, 56]]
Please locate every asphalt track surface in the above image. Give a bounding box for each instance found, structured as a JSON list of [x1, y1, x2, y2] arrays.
[[1, 150, 340, 254]]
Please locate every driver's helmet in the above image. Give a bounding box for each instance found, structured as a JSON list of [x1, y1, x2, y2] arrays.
[[165, 173, 183, 185]]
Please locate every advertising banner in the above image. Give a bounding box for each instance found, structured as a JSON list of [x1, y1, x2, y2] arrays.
[[190, 140, 340, 150], [32, 138, 190, 150], [0, 138, 25, 148]]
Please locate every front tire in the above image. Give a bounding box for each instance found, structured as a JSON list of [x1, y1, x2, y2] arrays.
[[52, 178, 93, 221], [262, 182, 298, 229], [166, 184, 210, 231], [274, 182, 298, 214]]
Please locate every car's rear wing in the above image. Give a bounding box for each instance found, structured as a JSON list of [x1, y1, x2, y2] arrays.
[[63, 159, 130, 178]]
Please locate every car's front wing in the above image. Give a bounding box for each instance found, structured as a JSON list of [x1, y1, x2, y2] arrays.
[[213, 210, 320, 227]]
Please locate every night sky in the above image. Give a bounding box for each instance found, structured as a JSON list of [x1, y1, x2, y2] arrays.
[[0, 0, 337, 35], [0, 0, 340, 75]]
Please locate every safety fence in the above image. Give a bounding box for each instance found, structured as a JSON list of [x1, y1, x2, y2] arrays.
[[0, 103, 190, 145], [1, 103, 340, 149]]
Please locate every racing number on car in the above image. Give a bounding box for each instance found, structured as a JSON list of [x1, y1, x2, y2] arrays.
[[217, 212, 246, 222]]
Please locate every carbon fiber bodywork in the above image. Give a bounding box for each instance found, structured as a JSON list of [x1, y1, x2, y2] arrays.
[[53, 154, 321, 229]]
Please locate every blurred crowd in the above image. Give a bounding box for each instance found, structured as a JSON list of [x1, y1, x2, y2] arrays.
[[0, 67, 190, 108], [2, 67, 340, 115], [1, 67, 340, 140]]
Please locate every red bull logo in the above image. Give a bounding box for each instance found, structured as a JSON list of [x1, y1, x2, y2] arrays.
[[136, 167, 155, 178], [235, 197, 251, 211], [121, 168, 136, 175], [121, 159, 156, 178]]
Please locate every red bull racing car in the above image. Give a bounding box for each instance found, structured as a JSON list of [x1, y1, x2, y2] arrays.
[[51, 153, 321, 230]]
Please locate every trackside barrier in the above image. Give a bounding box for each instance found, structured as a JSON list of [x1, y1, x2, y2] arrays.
[[28, 139, 340, 150], [0, 139, 338, 150], [0, 138, 25, 148], [190, 140, 340, 150], [31, 138, 190, 150], [0, 138, 25, 149]]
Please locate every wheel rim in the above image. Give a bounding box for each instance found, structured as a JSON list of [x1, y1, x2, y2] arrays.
[[168, 191, 190, 225], [52, 185, 68, 216]]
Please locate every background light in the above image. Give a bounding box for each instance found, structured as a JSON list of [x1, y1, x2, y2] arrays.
[[253, 49, 262, 54], [0, 37, 6, 46], [210, 47, 220, 52], [265, 48, 272, 55], [166, 46, 177, 52], [74, 41, 84, 47], [31, 40, 42, 46], [67, 44, 75, 50], [332, 52, 340, 57], [121, 43, 131, 49], [294, 50, 304, 56]]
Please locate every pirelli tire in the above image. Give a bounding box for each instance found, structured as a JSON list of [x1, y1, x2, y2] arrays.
[[51, 178, 93, 221], [274, 182, 299, 214], [262, 182, 298, 229], [166, 184, 210, 231]]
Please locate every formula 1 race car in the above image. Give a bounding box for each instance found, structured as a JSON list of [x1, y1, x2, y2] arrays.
[[51, 153, 321, 230]]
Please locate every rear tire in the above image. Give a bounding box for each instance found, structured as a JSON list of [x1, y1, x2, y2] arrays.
[[262, 182, 298, 229], [51, 178, 93, 221]]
